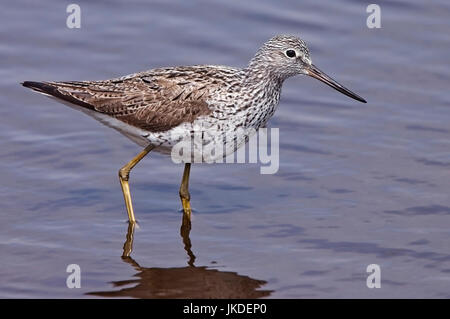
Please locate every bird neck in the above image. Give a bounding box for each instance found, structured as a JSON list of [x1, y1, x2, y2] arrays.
[[241, 67, 282, 101], [243, 61, 284, 91], [231, 65, 282, 129]]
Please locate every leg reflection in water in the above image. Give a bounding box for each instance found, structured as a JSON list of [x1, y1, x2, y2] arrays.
[[179, 213, 196, 267], [87, 215, 272, 298], [122, 213, 195, 265]]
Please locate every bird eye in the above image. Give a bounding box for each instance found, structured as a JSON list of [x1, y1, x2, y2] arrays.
[[285, 49, 296, 58]]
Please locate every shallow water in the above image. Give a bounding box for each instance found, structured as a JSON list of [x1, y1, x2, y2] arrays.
[[1, 0, 450, 298]]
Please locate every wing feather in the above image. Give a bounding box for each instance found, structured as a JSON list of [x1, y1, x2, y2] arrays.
[[23, 73, 212, 133]]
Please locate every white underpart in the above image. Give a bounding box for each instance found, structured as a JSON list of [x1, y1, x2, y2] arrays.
[[40, 93, 256, 162], [37, 65, 280, 163], [43, 94, 153, 148]]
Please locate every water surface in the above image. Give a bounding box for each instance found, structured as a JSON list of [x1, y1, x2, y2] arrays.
[[1, 0, 450, 298]]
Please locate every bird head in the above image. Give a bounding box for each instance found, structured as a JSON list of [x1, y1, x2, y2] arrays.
[[249, 35, 366, 103]]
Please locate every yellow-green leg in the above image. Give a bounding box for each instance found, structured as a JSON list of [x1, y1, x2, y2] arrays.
[[179, 163, 192, 220], [118, 145, 154, 223]]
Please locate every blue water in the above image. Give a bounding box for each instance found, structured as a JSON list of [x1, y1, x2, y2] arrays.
[[1, 0, 450, 298]]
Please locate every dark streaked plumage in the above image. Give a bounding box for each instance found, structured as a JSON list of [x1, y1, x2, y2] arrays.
[[22, 35, 367, 225], [23, 35, 366, 155], [22, 67, 219, 133]]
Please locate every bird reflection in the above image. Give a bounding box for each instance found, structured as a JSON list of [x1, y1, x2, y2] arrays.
[[87, 215, 272, 298]]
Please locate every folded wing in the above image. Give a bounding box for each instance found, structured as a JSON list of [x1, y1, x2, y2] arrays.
[[22, 74, 212, 133]]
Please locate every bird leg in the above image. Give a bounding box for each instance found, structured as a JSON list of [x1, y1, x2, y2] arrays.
[[118, 144, 154, 223], [179, 163, 192, 220]]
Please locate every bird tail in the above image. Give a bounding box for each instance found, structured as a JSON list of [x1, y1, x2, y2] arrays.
[[22, 81, 59, 96], [21, 80, 96, 111]]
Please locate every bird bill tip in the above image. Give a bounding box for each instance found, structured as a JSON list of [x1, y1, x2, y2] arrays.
[[306, 64, 367, 104]]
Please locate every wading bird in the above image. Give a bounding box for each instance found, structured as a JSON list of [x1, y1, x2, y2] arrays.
[[23, 35, 366, 224]]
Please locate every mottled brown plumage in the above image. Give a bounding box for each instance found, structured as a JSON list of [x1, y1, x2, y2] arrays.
[[23, 66, 226, 133], [23, 35, 365, 149], [22, 35, 366, 225]]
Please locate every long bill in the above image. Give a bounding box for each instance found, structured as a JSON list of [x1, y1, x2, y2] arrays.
[[306, 64, 367, 103]]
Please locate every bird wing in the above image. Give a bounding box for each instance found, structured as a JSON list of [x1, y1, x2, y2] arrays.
[[23, 71, 213, 133]]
